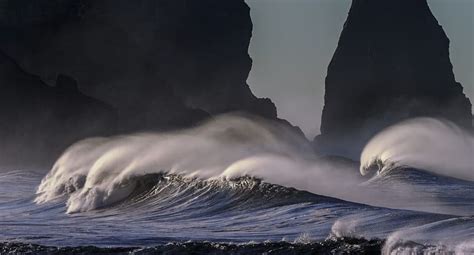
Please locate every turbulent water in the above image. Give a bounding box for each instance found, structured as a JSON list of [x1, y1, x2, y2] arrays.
[[1, 115, 473, 254]]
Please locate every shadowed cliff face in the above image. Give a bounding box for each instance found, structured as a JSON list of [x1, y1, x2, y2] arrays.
[[0, 52, 117, 169], [0, 0, 289, 168], [317, 0, 473, 158], [0, 0, 276, 133]]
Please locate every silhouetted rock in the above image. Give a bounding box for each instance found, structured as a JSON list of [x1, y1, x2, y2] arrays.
[[56, 74, 79, 91], [0, 0, 278, 134], [317, 0, 472, 158], [0, 51, 117, 168], [0, 0, 306, 168]]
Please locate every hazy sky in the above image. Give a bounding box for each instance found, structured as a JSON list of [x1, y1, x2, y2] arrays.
[[245, 0, 473, 138]]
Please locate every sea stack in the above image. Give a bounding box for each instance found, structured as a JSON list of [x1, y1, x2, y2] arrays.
[[0, 0, 277, 133], [317, 0, 472, 158], [0, 0, 302, 167]]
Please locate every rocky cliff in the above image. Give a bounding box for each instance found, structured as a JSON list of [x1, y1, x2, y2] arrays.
[[0, 0, 277, 133], [0, 51, 117, 168], [317, 0, 472, 158], [0, 0, 298, 167]]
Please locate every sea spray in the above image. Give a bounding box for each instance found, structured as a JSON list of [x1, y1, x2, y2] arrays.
[[361, 118, 474, 181], [35, 115, 474, 215], [2, 115, 473, 250], [35, 114, 365, 213]]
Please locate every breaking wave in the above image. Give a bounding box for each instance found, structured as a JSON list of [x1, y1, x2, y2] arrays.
[[35, 115, 474, 217], [35, 114, 364, 213], [360, 118, 474, 182], [1, 115, 474, 252]]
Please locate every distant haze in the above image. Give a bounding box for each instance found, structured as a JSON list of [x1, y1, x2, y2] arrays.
[[246, 0, 473, 138]]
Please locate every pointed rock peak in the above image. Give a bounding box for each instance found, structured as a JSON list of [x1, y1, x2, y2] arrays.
[[317, 0, 472, 158]]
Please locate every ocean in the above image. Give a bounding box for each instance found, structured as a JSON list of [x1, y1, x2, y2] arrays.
[[1, 115, 473, 254]]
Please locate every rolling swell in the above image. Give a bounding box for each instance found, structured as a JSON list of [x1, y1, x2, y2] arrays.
[[2, 116, 474, 253], [2, 170, 474, 253], [362, 167, 474, 215], [34, 115, 366, 214], [1, 170, 369, 247], [91, 174, 341, 217], [38, 116, 472, 216]]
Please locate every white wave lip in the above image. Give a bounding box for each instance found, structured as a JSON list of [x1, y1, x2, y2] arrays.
[[35, 114, 361, 213], [360, 118, 474, 181], [36, 115, 474, 214]]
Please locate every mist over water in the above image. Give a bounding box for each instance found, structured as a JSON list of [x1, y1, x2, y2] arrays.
[[361, 118, 474, 182], [36, 114, 368, 213], [33, 114, 474, 218], [0, 114, 472, 253]]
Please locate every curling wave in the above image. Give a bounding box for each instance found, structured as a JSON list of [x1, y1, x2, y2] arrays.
[[35, 114, 365, 213], [35, 115, 474, 216], [360, 118, 474, 181], [2, 115, 474, 250]]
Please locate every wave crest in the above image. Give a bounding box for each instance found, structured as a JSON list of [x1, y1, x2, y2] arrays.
[[35, 114, 360, 213], [360, 118, 474, 181]]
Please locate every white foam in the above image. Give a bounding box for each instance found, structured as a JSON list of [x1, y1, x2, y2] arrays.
[[361, 118, 474, 181], [35, 114, 364, 213]]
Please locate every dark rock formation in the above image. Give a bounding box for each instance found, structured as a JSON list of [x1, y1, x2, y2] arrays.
[[0, 51, 117, 168], [317, 0, 472, 158], [0, 0, 305, 168], [0, 0, 277, 133]]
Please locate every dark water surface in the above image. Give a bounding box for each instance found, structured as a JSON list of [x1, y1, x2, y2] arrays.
[[1, 169, 473, 254]]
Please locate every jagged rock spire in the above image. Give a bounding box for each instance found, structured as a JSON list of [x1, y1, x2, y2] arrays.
[[317, 0, 472, 158]]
